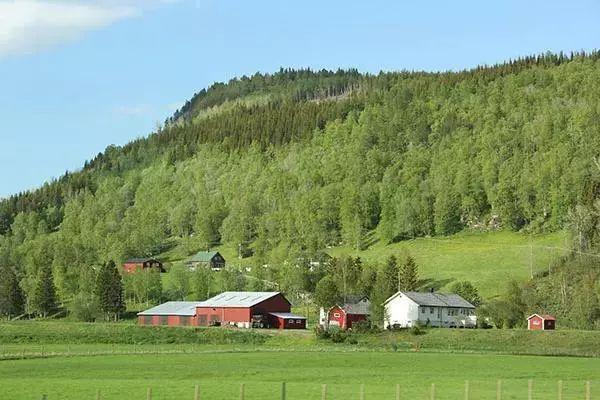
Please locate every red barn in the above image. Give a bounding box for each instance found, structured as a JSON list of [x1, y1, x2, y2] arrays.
[[123, 258, 165, 274], [137, 292, 306, 329], [527, 314, 556, 330], [327, 295, 371, 330]]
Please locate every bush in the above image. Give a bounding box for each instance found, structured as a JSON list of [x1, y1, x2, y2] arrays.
[[313, 325, 331, 340], [410, 325, 426, 336], [351, 320, 373, 333]]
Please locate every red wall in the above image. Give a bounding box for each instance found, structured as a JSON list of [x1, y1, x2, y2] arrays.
[[123, 263, 142, 273], [346, 313, 367, 329], [528, 316, 543, 330], [328, 306, 346, 328], [270, 316, 306, 329]]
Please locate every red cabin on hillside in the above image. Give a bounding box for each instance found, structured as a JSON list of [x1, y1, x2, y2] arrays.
[[527, 314, 556, 330], [123, 258, 165, 274]]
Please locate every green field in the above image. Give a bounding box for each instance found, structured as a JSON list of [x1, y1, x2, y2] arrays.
[[0, 351, 597, 400]]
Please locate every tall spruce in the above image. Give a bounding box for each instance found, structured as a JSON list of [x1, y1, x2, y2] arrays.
[[31, 265, 57, 318], [399, 255, 419, 292], [95, 260, 125, 321], [0, 266, 25, 318]]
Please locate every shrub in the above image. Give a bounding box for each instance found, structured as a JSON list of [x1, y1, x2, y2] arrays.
[[313, 325, 331, 340], [410, 325, 426, 336]]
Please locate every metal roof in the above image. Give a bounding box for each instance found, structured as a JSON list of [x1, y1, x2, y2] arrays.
[[137, 301, 202, 316], [527, 313, 556, 321], [188, 251, 221, 263], [197, 292, 283, 308], [339, 295, 370, 315], [385, 291, 475, 308], [269, 312, 306, 319]]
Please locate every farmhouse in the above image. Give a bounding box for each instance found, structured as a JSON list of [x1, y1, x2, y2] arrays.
[[138, 291, 306, 329], [383, 291, 476, 329], [320, 295, 371, 329], [527, 314, 556, 330], [186, 251, 226, 271], [122, 258, 165, 273]]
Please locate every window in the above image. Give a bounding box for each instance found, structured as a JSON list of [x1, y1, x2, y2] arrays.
[[198, 315, 207, 326], [421, 308, 425, 314], [430, 307, 434, 314], [296, 320, 302, 324], [333, 313, 341, 318]]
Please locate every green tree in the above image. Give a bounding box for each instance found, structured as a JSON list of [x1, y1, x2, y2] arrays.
[[192, 267, 213, 300], [0, 266, 25, 318], [95, 260, 125, 321], [399, 255, 419, 292], [168, 264, 191, 300], [450, 281, 482, 306], [314, 275, 342, 308], [30, 265, 57, 318]]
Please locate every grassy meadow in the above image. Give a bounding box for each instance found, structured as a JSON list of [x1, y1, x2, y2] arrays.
[[1, 351, 598, 400]]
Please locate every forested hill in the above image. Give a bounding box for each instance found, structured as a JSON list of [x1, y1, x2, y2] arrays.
[[2, 51, 600, 303]]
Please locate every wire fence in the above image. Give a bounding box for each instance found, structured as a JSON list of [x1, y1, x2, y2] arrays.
[[34, 380, 595, 400]]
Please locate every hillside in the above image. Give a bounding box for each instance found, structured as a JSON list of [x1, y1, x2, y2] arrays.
[[1, 52, 600, 325]]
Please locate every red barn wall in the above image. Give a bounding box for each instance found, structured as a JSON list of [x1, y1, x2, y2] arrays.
[[251, 294, 291, 315], [123, 263, 141, 273], [346, 313, 367, 329], [528, 316, 543, 330], [328, 306, 346, 328]]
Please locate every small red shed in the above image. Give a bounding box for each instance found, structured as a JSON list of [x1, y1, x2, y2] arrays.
[[327, 295, 371, 330], [527, 314, 556, 330], [268, 312, 307, 329]]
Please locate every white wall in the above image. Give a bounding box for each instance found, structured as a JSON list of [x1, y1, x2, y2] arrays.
[[384, 293, 477, 328], [384, 294, 419, 328]]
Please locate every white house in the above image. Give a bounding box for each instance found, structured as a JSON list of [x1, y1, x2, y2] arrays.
[[383, 291, 476, 328]]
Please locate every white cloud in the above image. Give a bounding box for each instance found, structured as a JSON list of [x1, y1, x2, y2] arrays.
[[0, 0, 178, 58]]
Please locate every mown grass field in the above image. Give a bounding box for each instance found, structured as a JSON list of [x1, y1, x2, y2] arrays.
[[1, 351, 598, 400]]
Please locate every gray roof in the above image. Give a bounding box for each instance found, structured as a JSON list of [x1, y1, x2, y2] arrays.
[[137, 301, 201, 316], [386, 291, 475, 308], [269, 312, 306, 319], [197, 292, 283, 308], [340, 295, 370, 315]]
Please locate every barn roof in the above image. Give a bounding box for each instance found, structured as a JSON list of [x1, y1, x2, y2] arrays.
[[338, 295, 370, 315], [527, 313, 556, 321], [269, 312, 306, 320], [385, 291, 475, 308], [137, 301, 201, 316], [188, 251, 222, 263], [197, 291, 284, 308]]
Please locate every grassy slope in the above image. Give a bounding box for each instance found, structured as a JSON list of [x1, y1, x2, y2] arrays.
[[157, 230, 568, 299], [329, 230, 569, 298], [0, 351, 597, 400]]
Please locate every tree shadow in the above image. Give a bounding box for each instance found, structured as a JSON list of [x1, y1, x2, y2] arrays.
[[418, 278, 455, 292]]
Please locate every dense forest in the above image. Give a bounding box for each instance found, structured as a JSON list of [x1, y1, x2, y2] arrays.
[[1, 52, 600, 327]]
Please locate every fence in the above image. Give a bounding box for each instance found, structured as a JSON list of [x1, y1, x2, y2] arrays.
[[38, 380, 593, 400]]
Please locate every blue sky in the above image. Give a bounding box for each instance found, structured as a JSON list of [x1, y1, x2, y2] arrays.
[[0, 0, 599, 198]]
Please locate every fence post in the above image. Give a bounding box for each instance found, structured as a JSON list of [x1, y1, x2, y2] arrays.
[[395, 384, 400, 400], [240, 383, 245, 400], [194, 384, 200, 400], [528, 379, 533, 400], [281, 382, 286, 400], [321, 384, 327, 400], [96, 389, 101, 400], [41, 395, 47, 400], [558, 380, 562, 400], [430, 383, 435, 400], [586, 381, 591, 400], [464, 380, 469, 400], [497, 379, 502, 400], [147, 387, 152, 400], [359, 384, 365, 400]]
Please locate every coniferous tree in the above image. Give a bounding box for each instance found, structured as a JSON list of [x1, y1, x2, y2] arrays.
[[31, 265, 57, 318], [95, 260, 125, 321], [399, 255, 419, 292], [0, 266, 25, 318]]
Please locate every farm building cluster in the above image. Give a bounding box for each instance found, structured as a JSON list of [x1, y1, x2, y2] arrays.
[[138, 291, 306, 329]]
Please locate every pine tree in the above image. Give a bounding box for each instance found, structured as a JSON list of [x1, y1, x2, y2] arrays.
[[382, 255, 400, 296], [399, 255, 419, 292], [95, 260, 125, 321], [0, 266, 25, 318], [31, 265, 57, 318]]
